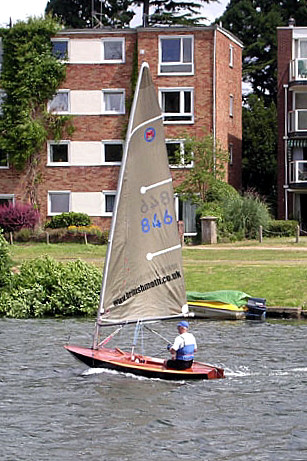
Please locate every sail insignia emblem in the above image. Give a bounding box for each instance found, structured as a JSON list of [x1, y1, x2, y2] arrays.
[[144, 127, 156, 142]]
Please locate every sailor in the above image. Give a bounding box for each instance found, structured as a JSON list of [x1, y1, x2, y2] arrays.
[[166, 321, 197, 370]]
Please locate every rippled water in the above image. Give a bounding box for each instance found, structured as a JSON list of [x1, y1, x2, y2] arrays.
[[1, 318, 306, 461]]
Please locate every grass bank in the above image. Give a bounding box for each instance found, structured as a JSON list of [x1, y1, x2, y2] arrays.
[[8, 238, 307, 308]]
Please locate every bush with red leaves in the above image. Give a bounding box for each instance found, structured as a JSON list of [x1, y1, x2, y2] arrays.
[[0, 202, 40, 233]]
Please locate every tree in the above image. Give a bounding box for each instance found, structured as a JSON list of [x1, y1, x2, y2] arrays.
[[45, 0, 134, 28], [175, 132, 229, 204], [45, 0, 217, 28], [217, 0, 307, 103], [139, 0, 216, 26], [242, 94, 277, 209], [0, 17, 73, 207]]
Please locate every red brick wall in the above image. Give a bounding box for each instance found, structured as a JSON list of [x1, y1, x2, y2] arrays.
[[0, 27, 242, 229], [277, 28, 292, 219]]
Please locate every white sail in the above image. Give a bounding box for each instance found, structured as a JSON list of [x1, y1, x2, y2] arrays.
[[97, 62, 187, 326]]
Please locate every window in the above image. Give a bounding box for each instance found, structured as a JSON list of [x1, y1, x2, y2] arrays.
[[48, 142, 69, 165], [103, 191, 116, 215], [102, 90, 125, 114], [229, 94, 234, 117], [0, 148, 8, 168], [159, 88, 193, 123], [175, 197, 197, 236], [48, 191, 70, 215], [52, 40, 68, 59], [102, 141, 123, 164], [166, 139, 192, 167], [229, 143, 233, 165], [102, 38, 125, 63], [48, 91, 69, 114], [159, 36, 193, 74], [0, 194, 14, 206], [229, 44, 234, 68]]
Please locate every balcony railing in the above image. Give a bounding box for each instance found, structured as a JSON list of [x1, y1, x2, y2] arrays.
[[288, 110, 307, 132], [290, 58, 307, 81], [290, 160, 307, 183]]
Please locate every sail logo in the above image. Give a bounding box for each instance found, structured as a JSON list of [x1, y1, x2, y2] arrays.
[[144, 127, 156, 142]]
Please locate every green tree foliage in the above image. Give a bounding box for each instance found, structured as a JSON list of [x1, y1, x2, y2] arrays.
[[175, 133, 229, 204], [140, 0, 216, 26], [0, 256, 101, 318], [46, 0, 134, 28], [218, 0, 307, 102], [242, 94, 277, 209], [46, 0, 216, 28], [0, 230, 11, 288], [0, 17, 71, 170]]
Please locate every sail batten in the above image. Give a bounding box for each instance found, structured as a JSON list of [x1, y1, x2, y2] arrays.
[[95, 62, 187, 330]]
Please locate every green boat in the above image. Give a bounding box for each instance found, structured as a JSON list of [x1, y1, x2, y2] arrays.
[[187, 290, 266, 320]]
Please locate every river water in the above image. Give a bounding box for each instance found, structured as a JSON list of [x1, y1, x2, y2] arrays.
[[1, 318, 306, 461]]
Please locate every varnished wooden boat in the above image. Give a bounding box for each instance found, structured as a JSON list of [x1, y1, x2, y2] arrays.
[[65, 344, 224, 380]]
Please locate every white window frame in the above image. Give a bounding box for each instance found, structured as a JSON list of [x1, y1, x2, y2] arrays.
[[229, 94, 234, 117], [48, 191, 71, 216], [48, 90, 70, 114], [174, 195, 197, 237], [47, 141, 70, 166], [159, 88, 194, 124], [229, 44, 234, 68], [0, 194, 14, 205], [166, 139, 193, 168], [102, 89, 125, 115], [51, 38, 69, 61], [101, 38, 125, 63], [102, 190, 116, 216], [102, 140, 123, 165], [159, 35, 194, 75]]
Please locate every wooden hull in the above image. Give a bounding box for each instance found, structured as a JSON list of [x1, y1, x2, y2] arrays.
[[64, 344, 224, 380], [188, 301, 247, 320]]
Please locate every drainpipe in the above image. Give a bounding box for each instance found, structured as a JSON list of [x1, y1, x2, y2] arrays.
[[284, 84, 289, 220], [213, 27, 217, 175]]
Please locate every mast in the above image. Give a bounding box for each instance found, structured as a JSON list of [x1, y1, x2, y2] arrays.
[[93, 62, 151, 347]]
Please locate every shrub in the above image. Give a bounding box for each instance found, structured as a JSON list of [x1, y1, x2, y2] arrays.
[[45, 212, 91, 229], [206, 179, 239, 203], [0, 229, 11, 288], [0, 256, 101, 318], [0, 202, 39, 233], [266, 220, 298, 237], [222, 192, 271, 239]]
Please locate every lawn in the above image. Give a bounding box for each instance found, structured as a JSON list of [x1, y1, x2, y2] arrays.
[[8, 238, 307, 308]]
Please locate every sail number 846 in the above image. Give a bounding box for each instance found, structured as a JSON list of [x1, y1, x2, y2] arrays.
[[141, 210, 172, 233]]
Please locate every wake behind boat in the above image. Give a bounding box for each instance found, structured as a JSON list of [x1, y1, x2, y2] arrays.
[[65, 62, 224, 380]]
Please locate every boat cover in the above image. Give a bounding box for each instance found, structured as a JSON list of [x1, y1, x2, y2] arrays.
[[187, 290, 251, 307]]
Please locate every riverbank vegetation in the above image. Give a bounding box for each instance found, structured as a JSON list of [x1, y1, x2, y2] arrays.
[[1, 239, 307, 318]]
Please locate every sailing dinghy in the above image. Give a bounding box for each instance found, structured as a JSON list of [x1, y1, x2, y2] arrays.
[[65, 62, 224, 380]]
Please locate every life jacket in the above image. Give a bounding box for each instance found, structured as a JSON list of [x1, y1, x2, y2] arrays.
[[176, 335, 195, 361]]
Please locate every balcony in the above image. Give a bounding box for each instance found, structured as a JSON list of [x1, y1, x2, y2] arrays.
[[288, 110, 307, 132], [290, 160, 307, 184], [290, 58, 307, 82]]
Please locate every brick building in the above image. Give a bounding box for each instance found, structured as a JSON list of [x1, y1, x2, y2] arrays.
[[277, 22, 307, 230], [0, 25, 242, 236]]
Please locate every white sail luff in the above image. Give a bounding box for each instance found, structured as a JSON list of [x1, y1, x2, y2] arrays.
[[93, 61, 187, 334], [93, 62, 152, 344]]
